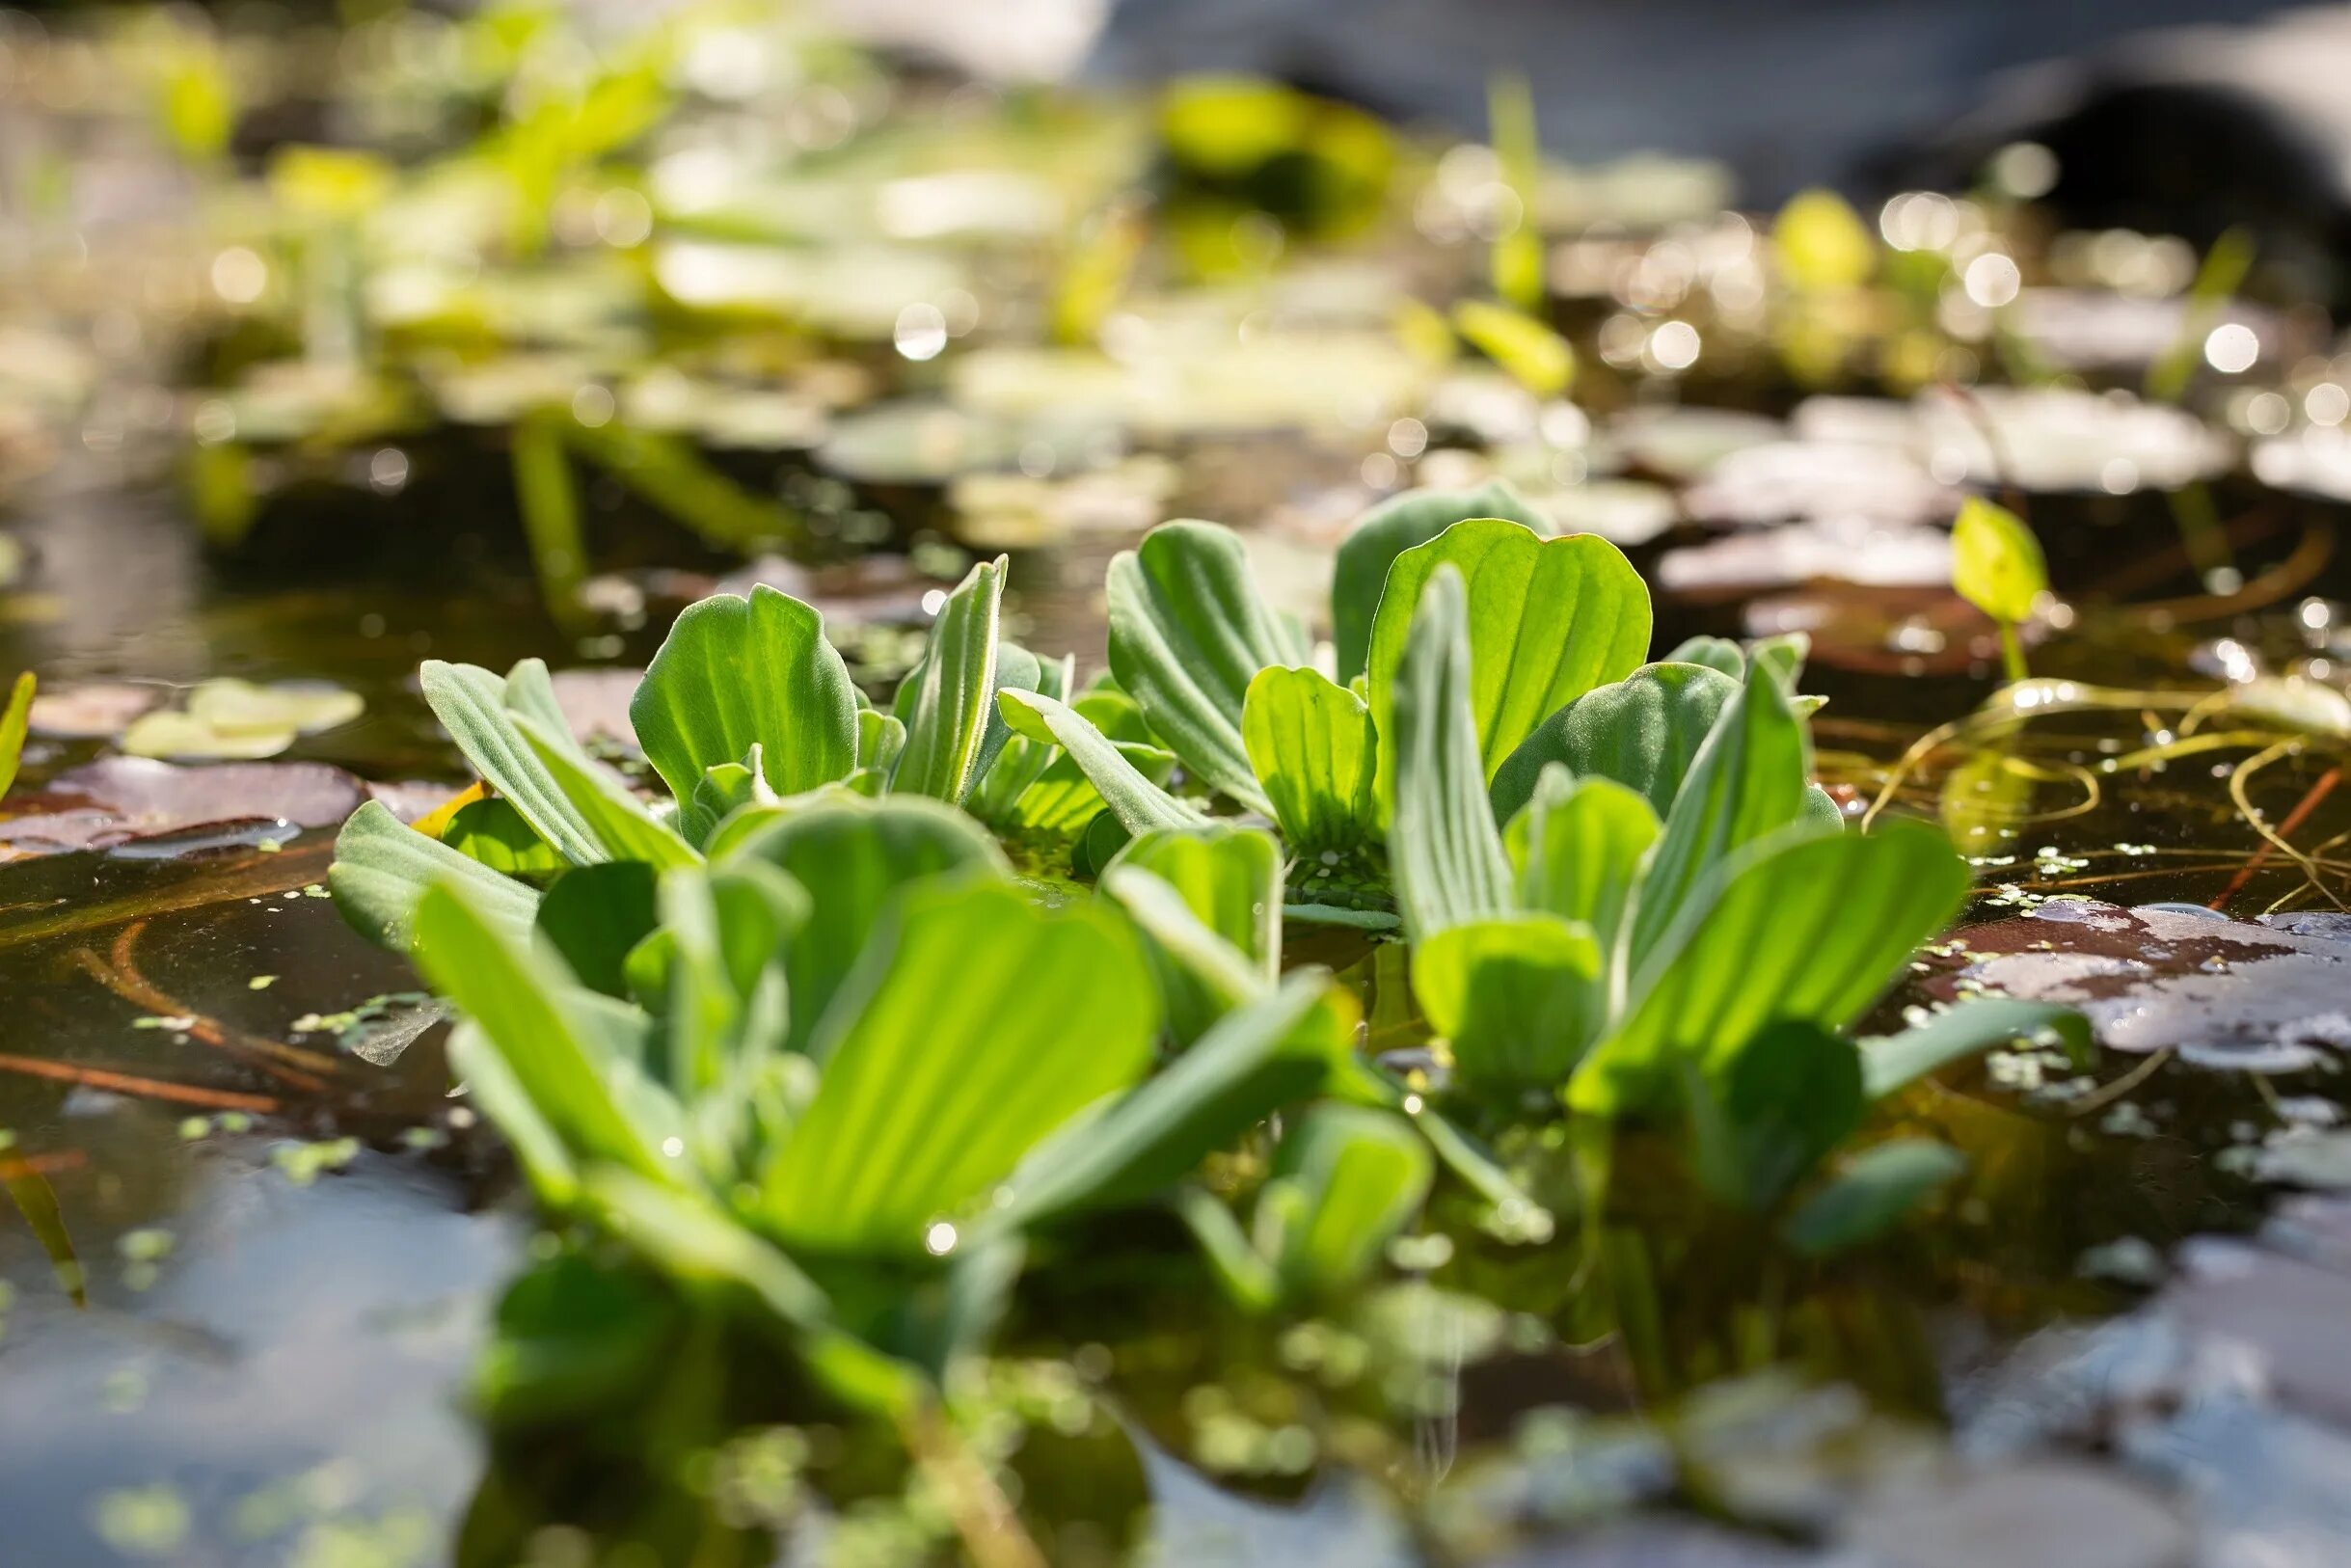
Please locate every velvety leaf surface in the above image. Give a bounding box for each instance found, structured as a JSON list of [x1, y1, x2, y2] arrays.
[[891, 556, 1006, 802], [331, 799, 541, 950], [421, 660, 606, 863], [516, 715, 700, 870], [1386, 565, 1513, 942], [997, 689, 1204, 832], [1107, 521, 1304, 812], [1491, 662, 1740, 825]]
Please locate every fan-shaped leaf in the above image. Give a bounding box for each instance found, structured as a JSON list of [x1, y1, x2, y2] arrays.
[[630, 585, 857, 805], [1241, 666, 1378, 852], [762, 876, 1159, 1256], [1332, 480, 1554, 684], [726, 797, 1006, 1054], [1107, 521, 1303, 812], [1491, 662, 1739, 825], [420, 660, 604, 864], [1367, 518, 1651, 802], [1412, 913, 1605, 1094]]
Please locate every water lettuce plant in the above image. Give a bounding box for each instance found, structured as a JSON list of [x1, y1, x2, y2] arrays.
[[412, 798, 1365, 1413], [329, 553, 1159, 949], [1372, 559, 2082, 1231], [999, 480, 1650, 919]]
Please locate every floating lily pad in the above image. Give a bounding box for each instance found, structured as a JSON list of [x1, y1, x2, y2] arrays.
[[1683, 440, 1960, 528], [26, 682, 166, 739], [121, 680, 363, 761], [1659, 517, 1953, 597]]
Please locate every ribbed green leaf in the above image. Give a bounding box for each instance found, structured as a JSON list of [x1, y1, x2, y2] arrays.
[[995, 971, 1354, 1229], [516, 715, 700, 870], [330, 800, 541, 951], [414, 882, 685, 1184], [444, 797, 567, 878], [971, 639, 1041, 793], [501, 658, 591, 765], [1241, 666, 1379, 852], [1503, 766, 1659, 952], [420, 660, 605, 863], [1331, 479, 1552, 683], [1491, 662, 1740, 825], [1107, 520, 1304, 812], [1366, 517, 1651, 801], [1105, 825, 1282, 977], [891, 556, 1006, 802], [630, 585, 858, 805], [762, 876, 1159, 1256], [681, 745, 778, 849], [1100, 866, 1265, 1039], [1413, 913, 1605, 1094], [997, 689, 1205, 832], [1572, 819, 1970, 1114], [726, 797, 1006, 1055], [1623, 659, 1819, 962], [1386, 565, 1513, 942]]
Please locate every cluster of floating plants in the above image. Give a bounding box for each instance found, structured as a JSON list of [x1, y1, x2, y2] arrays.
[[334, 485, 2086, 1525]]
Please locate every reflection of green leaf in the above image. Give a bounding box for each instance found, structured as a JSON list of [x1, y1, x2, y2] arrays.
[[1368, 518, 1650, 800], [1938, 743, 2032, 854], [0, 671, 31, 800], [762, 876, 1159, 1256], [331, 801, 541, 951], [1241, 666, 1378, 852], [1492, 662, 1738, 825], [1783, 1139, 1966, 1256], [1412, 913, 1604, 1093], [631, 585, 858, 806], [1258, 1105, 1431, 1304], [1331, 479, 1552, 684], [891, 556, 1007, 803], [1108, 521, 1305, 813], [1683, 1020, 1863, 1209], [1386, 566, 1513, 941], [3, 1161, 83, 1307]]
